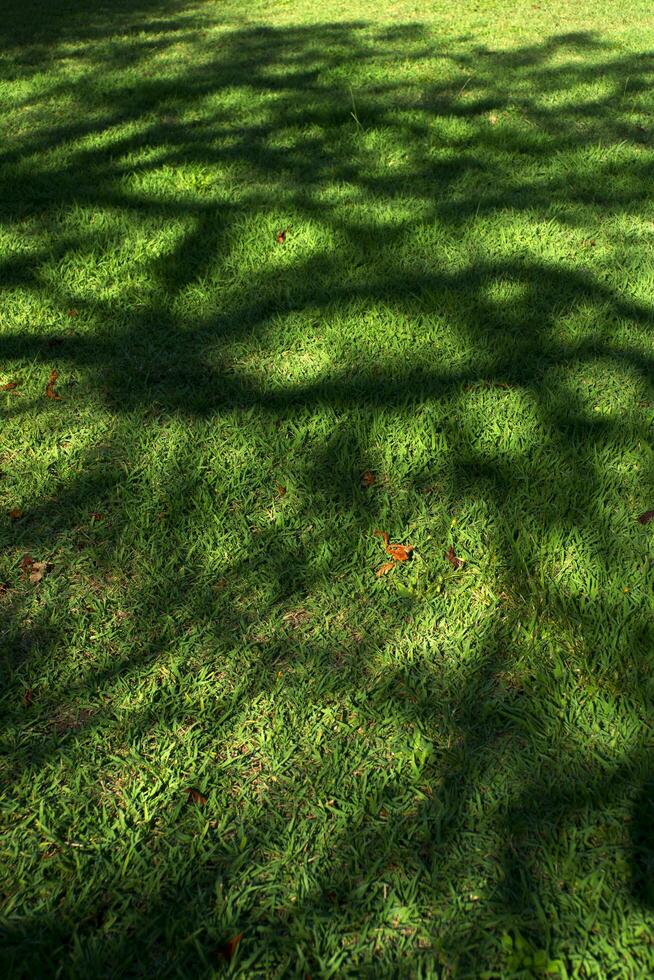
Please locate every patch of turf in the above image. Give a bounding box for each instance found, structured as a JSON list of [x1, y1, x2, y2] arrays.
[[1, 0, 654, 976]]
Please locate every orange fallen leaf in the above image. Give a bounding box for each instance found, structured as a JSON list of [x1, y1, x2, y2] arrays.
[[186, 787, 207, 806], [373, 529, 414, 562], [219, 933, 243, 961], [1, 381, 18, 391], [360, 470, 376, 489], [9, 508, 23, 520], [45, 369, 61, 400], [387, 543, 414, 561], [446, 545, 464, 570], [376, 561, 395, 577], [276, 229, 286, 244], [638, 510, 654, 524]]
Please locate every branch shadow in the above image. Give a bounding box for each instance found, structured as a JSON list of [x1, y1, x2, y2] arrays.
[[2, 3, 654, 975]]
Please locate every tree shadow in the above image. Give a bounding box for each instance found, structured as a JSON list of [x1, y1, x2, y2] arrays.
[[2, 2, 654, 975]]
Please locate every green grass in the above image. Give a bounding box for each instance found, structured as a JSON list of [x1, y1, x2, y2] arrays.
[[2, 0, 654, 975]]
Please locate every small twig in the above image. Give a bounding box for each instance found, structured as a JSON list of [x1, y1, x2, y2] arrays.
[[349, 85, 363, 132], [457, 75, 473, 98]]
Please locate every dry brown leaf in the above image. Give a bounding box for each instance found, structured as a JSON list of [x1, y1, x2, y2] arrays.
[[376, 561, 395, 577], [67, 308, 78, 317], [1, 381, 18, 391], [387, 543, 414, 562], [373, 530, 414, 562], [20, 555, 50, 584], [23, 689, 33, 707], [45, 369, 61, 400], [90, 512, 105, 521], [638, 510, 654, 525], [29, 562, 48, 584], [360, 470, 376, 489], [9, 508, 23, 520], [219, 933, 243, 961], [446, 545, 464, 570], [186, 787, 207, 806], [275, 484, 287, 497], [276, 229, 286, 244]]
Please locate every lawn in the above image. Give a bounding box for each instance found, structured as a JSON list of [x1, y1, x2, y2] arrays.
[[1, 0, 654, 975]]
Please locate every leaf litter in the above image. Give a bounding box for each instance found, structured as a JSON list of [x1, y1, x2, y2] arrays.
[[45, 370, 61, 400], [20, 555, 51, 584], [373, 530, 414, 576]]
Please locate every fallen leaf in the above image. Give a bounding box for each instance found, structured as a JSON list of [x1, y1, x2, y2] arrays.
[[67, 308, 78, 317], [373, 529, 414, 562], [186, 787, 207, 806], [20, 555, 50, 584], [360, 470, 376, 489], [638, 510, 654, 524], [45, 369, 61, 400], [9, 508, 23, 520], [23, 689, 33, 707], [29, 562, 48, 584], [275, 484, 287, 497], [219, 933, 243, 961], [376, 561, 395, 577], [20, 554, 35, 575], [89, 512, 105, 521], [276, 229, 286, 244], [387, 543, 414, 561], [446, 545, 464, 570], [1, 381, 18, 391]]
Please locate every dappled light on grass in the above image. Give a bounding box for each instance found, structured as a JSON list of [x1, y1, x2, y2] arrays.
[[1, 0, 654, 975]]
